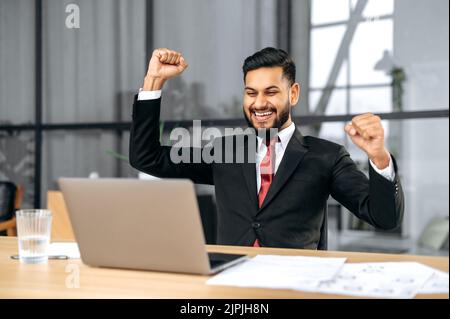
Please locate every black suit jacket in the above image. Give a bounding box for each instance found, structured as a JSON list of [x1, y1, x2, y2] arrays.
[[129, 97, 404, 249]]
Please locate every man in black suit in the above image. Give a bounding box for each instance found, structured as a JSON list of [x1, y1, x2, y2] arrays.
[[129, 47, 404, 249]]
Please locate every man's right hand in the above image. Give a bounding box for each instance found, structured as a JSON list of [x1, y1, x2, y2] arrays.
[[142, 48, 188, 91]]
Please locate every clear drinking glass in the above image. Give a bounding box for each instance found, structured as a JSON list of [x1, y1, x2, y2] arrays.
[[16, 209, 52, 264]]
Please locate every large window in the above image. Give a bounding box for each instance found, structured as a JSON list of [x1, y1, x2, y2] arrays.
[[307, 0, 449, 248], [309, 0, 394, 116]]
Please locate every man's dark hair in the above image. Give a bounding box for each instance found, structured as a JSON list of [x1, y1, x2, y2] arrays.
[[243, 47, 296, 85]]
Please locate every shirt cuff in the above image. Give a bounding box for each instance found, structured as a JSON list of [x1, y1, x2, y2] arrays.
[[369, 155, 395, 182], [137, 89, 162, 101]]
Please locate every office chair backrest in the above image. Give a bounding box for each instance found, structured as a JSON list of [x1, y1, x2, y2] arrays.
[[0, 181, 16, 222], [317, 207, 328, 250]]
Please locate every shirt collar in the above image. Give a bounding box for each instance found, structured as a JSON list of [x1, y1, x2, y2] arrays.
[[256, 122, 296, 151]]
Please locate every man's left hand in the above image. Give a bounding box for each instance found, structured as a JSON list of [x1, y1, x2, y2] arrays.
[[345, 113, 391, 170]]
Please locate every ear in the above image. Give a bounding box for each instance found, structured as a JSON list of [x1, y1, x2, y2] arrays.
[[290, 83, 301, 106]]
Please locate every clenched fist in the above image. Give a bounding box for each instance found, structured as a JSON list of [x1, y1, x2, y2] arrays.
[[143, 48, 188, 91], [345, 113, 391, 170]]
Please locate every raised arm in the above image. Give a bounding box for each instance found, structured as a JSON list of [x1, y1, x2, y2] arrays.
[[129, 49, 214, 185]]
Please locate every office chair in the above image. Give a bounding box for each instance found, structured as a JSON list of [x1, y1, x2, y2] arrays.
[[0, 181, 23, 236], [317, 207, 328, 250]]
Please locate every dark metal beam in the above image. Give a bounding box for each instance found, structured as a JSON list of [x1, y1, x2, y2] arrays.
[[277, 0, 292, 52], [34, 0, 43, 209], [1, 110, 448, 133], [311, 14, 394, 29], [296, 110, 450, 124], [309, 83, 391, 92], [145, 0, 154, 62]]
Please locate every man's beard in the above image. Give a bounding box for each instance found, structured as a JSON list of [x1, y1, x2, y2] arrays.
[[243, 101, 291, 139]]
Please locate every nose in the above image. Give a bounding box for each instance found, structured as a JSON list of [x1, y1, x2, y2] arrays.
[[254, 93, 268, 109]]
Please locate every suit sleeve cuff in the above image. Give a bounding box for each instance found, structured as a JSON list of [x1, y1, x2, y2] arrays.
[[138, 89, 162, 101], [369, 155, 395, 182]]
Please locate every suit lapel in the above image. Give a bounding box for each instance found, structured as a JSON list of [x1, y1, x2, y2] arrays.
[[241, 134, 259, 212], [259, 129, 309, 212], [242, 162, 258, 211]]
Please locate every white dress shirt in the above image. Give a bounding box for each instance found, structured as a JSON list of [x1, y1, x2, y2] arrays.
[[137, 90, 396, 193], [255, 122, 295, 193]]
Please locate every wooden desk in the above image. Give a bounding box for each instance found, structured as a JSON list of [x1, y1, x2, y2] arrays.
[[0, 237, 447, 299]]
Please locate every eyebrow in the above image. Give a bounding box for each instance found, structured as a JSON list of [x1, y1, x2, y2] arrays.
[[245, 86, 281, 91]]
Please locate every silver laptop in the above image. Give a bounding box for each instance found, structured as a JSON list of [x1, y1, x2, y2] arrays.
[[58, 178, 247, 275]]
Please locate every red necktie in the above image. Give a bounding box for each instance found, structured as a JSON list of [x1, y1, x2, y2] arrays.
[[253, 138, 277, 247]]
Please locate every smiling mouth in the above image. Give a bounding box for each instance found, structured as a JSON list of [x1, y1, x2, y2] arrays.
[[252, 110, 275, 122]]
